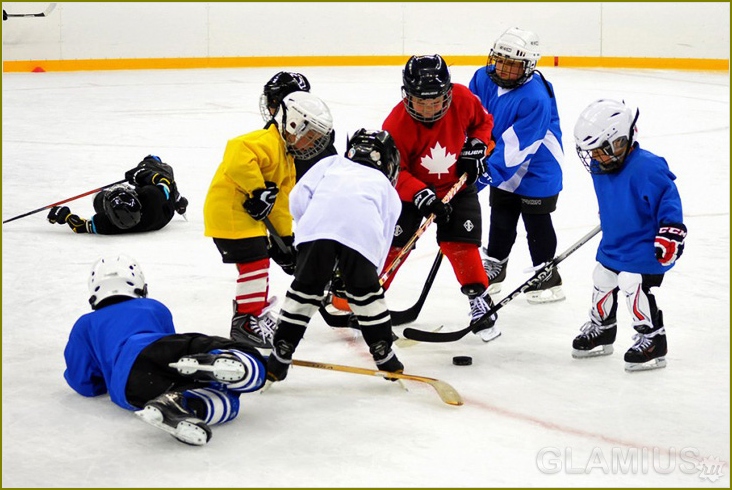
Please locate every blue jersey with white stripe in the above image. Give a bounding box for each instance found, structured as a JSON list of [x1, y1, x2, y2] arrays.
[[593, 143, 684, 274], [469, 67, 563, 197], [63, 298, 175, 410]]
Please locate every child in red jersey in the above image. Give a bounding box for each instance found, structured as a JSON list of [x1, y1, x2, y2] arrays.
[[382, 54, 500, 342]]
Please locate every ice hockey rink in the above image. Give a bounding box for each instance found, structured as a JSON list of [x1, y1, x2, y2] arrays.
[[2, 63, 729, 487]]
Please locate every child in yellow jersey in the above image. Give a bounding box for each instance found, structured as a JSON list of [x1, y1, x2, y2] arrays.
[[204, 92, 333, 349]]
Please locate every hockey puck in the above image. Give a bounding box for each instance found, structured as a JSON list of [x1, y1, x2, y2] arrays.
[[452, 356, 473, 366]]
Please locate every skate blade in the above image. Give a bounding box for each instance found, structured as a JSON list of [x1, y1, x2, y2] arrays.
[[625, 357, 667, 372], [135, 407, 210, 446], [260, 380, 275, 393], [486, 283, 502, 295], [168, 359, 246, 382], [572, 345, 614, 358], [525, 286, 565, 304], [476, 326, 501, 343]]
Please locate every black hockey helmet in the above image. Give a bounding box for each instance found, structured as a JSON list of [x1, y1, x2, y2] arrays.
[[401, 55, 453, 122], [260, 71, 311, 122], [346, 129, 400, 186], [102, 186, 142, 230]]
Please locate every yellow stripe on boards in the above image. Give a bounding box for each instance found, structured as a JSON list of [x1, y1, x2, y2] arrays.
[[3, 55, 729, 73]]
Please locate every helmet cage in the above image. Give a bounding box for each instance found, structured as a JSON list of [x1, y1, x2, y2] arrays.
[[577, 136, 630, 174], [487, 52, 536, 89]]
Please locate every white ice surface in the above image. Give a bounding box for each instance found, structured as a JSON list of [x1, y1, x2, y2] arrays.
[[2, 65, 729, 487]]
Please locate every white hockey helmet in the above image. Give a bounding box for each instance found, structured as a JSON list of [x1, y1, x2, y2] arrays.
[[88, 254, 148, 309], [574, 99, 639, 174], [275, 91, 333, 160], [488, 27, 541, 88]]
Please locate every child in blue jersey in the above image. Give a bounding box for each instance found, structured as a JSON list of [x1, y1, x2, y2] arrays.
[[571, 99, 686, 372], [64, 254, 266, 445], [469, 27, 565, 304]]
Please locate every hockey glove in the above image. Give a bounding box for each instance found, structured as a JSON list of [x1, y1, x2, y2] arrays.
[[47, 206, 91, 233], [125, 167, 172, 189], [654, 223, 687, 266], [174, 195, 189, 215], [456, 138, 488, 185], [47, 205, 71, 224], [413, 187, 452, 225], [269, 235, 297, 275], [244, 182, 279, 221]]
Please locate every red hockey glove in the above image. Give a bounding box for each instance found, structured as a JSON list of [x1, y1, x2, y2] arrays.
[[654, 223, 687, 266]]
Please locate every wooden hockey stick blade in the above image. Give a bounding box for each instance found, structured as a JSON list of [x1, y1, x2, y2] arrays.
[[394, 325, 443, 348], [292, 359, 463, 406], [403, 225, 602, 343], [391, 251, 443, 325]]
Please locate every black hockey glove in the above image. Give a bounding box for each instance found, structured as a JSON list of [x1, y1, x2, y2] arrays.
[[174, 195, 189, 215], [47, 205, 71, 224], [244, 182, 279, 221], [47, 206, 91, 233], [456, 138, 488, 185], [654, 223, 687, 266], [413, 187, 452, 225], [269, 235, 297, 275], [125, 167, 172, 189]]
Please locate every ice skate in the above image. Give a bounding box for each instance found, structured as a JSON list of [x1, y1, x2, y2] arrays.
[[230, 297, 279, 349], [135, 392, 211, 446], [624, 326, 667, 372], [169, 351, 247, 383], [572, 320, 617, 358], [369, 340, 404, 380], [482, 251, 507, 295], [524, 268, 565, 304], [266, 339, 295, 382], [463, 284, 501, 343]]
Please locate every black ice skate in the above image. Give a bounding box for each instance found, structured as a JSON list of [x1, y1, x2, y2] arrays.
[[369, 340, 404, 380], [572, 319, 617, 358], [230, 298, 278, 349], [463, 284, 500, 343], [524, 268, 565, 304], [482, 252, 508, 295], [135, 392, 212, 446], [168, 351, 247, 383], [624, 325, 667, 372], [266, 339, 295, 382]]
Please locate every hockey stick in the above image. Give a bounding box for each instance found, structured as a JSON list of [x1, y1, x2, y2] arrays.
[[322, 175, 466, 319], [391, 250, 443, 325], [317, 251, 441, 328], [263, 217, 365, 332], [379, 173, 468, 285], [262, 217, 292, 259], [292, 359, 463, 406], [4, 3, 56, 18], [2, 178, 127, 224], [403, 224, 602, 343]]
